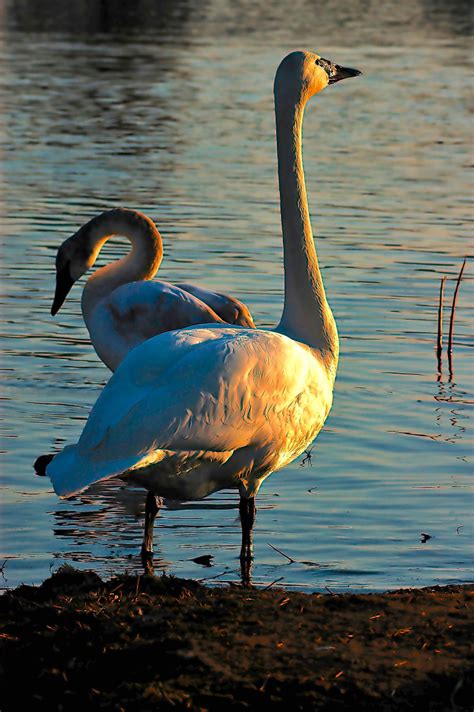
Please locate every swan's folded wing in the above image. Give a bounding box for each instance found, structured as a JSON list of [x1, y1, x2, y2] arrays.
[[79, 327, 316, 457], [101, 280, 224, 349], [175, 283, 255, 328], [47, 327, 322, 496], [54, 325, 314, 464], [77, 325, 247, 449]]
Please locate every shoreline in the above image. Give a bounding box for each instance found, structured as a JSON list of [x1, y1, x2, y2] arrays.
[[1, 566, 472, 710]]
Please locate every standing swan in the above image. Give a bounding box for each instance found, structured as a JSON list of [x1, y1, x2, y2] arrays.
[[41, 51, 361, 577], [52, 208, 255, 371]]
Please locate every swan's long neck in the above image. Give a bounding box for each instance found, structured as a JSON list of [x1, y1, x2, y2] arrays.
[[80, 209, 163, 320], [275, 89, 338, 374]]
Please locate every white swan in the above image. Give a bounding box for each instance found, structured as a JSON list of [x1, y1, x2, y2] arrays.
[[42, 51, 361, 572], [52, 208, 255, 371]]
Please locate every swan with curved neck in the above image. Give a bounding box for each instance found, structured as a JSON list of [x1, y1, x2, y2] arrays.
[[52, 208, 255, 371], [41, 51, 361, 578]]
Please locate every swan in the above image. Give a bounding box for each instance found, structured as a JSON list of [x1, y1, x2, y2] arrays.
[[40, 51, 361, 576], [52, 208, 255, 371]]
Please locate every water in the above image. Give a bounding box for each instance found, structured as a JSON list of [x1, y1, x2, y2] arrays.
[[1, 1, 472, 592]]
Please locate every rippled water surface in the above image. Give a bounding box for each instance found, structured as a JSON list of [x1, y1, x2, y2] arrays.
[[1, 1, 472, 591]]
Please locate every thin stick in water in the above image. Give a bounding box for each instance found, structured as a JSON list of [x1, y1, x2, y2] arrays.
[[436, 276, 446, 375], [262, 576, 285, 590], [267, 542, 296, 563], [447, 258, 467, 355]]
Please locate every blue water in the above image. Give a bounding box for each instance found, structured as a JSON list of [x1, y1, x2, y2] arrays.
[[0, 1, 472, 591]]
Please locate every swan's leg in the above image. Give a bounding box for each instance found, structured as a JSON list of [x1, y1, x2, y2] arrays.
[[239, 496, 256, 559], [141, 491, 160, 574], [239, 496, 256, 584]]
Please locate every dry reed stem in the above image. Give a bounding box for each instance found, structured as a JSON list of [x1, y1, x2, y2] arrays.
[[262, 576, 285, 590], [267, 542, 296, 563], [447, 258, 467, 355], [437, 277, 446, 355], [436, 276, 446, 375]]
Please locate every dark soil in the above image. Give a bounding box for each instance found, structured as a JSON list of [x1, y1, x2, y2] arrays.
[[1, 566, 472, 711]]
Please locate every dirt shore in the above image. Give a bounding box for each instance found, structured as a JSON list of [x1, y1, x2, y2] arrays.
[[0, 566, 472, 710]]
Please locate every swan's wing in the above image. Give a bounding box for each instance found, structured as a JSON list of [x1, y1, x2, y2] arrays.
[[47, 327, 327, 496], [101, 281, 224, 347], [88, 281, 225, 369], [80, 327, 316, 454], [176, 283, 255, 328]]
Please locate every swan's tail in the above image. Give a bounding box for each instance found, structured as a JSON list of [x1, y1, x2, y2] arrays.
[[34, 453, 55, 476], [45, 445, 164, 498]]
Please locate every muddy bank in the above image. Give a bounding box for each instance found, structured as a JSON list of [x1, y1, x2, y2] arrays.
[[1, 566, 472, 710]]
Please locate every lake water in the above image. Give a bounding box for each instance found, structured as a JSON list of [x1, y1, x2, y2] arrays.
[[1, 1, 472, 592]]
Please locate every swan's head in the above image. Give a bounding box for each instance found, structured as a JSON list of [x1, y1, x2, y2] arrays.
[[274, 51, 361, 103], [51, 228, 98, 315]]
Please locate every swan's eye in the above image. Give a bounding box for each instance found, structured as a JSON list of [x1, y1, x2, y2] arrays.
[[315, 57, 337, 79]]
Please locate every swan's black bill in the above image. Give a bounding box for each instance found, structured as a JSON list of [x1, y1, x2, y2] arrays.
[[316, 57, 362, 85], [51, 264, 74, 315], [328, 65, 361, 84]]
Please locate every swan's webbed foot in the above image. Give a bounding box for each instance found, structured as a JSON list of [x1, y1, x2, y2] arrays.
[[34, 453, 55, 476], [141, 491, 160, 575], [239, 496, 256, 585]]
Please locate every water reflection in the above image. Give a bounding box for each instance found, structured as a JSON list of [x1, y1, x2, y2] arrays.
[[5, 0, 472, 39], [48, 481, 277, 584], [5, 0, 201, 35], [1, 1, 472, 591]]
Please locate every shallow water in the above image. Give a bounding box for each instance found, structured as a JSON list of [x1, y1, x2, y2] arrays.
[[1, 1, 472, 591]]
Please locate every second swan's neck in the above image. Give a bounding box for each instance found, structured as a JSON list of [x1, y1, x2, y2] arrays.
[[81, 209, 163, 320], [275, 90, 338, 374]]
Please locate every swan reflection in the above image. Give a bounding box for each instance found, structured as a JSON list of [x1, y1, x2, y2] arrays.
[[49, 480, 274, 583]]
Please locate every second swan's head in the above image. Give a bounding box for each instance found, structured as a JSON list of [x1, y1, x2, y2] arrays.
[[51, 227, 97, 316], [274, 50, 361, 103], [51, 208, 162, 316]]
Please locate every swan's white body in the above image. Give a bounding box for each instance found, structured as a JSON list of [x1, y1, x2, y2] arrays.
[[48, 325, 333, 498], [46, 51, 360, 505], [53, 209, 255, 371]]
